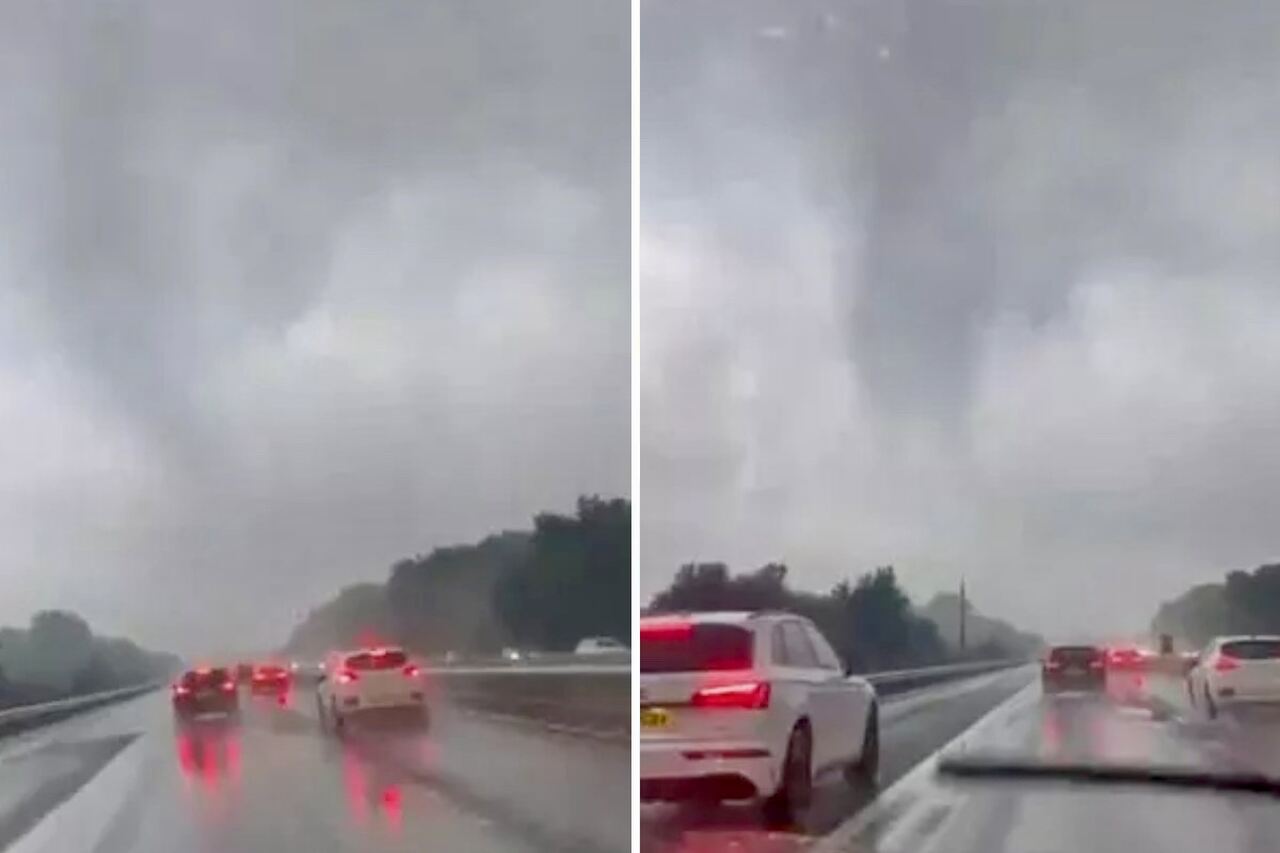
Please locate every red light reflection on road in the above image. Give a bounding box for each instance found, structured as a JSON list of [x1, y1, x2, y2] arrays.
[[174, 723, 243, 818], [340, 745, 404, 833]]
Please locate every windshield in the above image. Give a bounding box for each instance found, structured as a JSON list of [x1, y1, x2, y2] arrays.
[[1222, 641, 1280, 660], [345, 650, 408, 671], [640, 623, 753, 673], [640, 0, 1280, 850], [182, 669, 230, 689]]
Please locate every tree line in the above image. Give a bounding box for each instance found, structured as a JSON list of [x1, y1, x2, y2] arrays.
[[0, 611, 179, 709], [1152, 562, 1280, 648], [646, 562, 1042, 672], [283, 496, 630, 656]]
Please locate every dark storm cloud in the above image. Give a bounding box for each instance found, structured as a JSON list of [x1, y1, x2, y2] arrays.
[[0, 0, 628, 653], [641, 0, 1280, 637]]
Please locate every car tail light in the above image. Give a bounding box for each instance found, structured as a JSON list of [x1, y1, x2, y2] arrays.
[[337, 669, 359, 685], [173, 684, 191, 696], [691, 681, 770, 709], [403, 665, 420, 678], [1044, 660, 1062, 671], [1215, 655, 1241, 673], [220, 679, 236, 692], [1088, 658, 1103, 670]]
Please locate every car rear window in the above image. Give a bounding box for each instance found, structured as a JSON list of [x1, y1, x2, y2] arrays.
[[1049, 646, 1100, 663], [345, 650, 408, 670], [1221, 640, 1280, 660], [183, 668, 230, 688], [640, 623, 753, 673]]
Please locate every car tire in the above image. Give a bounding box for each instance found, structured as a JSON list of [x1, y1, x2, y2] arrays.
[[762, 724, 812, 828], [845, 704, 879, 786], [1204, 687, 1218, 720], [330, 699, 346, 735]]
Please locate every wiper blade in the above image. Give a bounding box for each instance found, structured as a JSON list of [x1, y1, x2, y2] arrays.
[[937, 755, 1280, 799]]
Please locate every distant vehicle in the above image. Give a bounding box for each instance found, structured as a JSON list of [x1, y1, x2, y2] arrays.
[[316, 647, 427, 732], [1041, 645, 1105, 693], [639, 611, 878, 826], [172, 667, 240, 720], [501, 647, 523, 662], [1105, 646, 1147, 671], [250, 663, 290, 694], [1187, 636, 1280, 719], [575, 637, 627, 655], [443, 651, 458, 664]]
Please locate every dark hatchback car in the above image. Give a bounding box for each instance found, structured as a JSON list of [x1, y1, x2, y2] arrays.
[[173, 667, 240, 719], [1042, 645, 1106, 693]]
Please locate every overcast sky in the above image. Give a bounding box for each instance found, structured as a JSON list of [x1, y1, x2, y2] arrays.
[[0, 1, 628, 655], [641, 0, 1280, 639]]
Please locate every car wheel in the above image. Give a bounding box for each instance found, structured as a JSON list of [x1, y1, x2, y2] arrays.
[[763, 724, 812, 828], [845, 704, 879, 786], [1204, 687, 1218, 720], [330, 699, 346, 735]]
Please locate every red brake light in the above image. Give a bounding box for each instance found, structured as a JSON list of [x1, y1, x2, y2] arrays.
[[220, 679, 236, 692], [403, 665, 420, 678], [337, 669, 359, 685], [1215, 655, 1241, 673], [173, 684, 191, 696], [691, 681, 770, 709], [1044, 660, 1062, 670]]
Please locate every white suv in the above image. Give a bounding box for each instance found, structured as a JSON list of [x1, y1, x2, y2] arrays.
[[316, 646, 427, 731], [1187, 635, 1280, 718], [639, 611, 878, 824]]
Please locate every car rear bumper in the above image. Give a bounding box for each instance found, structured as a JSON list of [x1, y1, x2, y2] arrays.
[[174, 697, 238, 716], [640, 738, 777, 801], [1043, 673, 1105, 692], [337, 691, 426, 712]]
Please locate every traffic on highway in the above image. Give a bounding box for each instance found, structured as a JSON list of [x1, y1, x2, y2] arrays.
[[640, 628, 1280, 852], [0, 647, 629, 852]]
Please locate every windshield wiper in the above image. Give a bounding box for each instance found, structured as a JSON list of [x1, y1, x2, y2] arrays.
[[937, 755, 1280, 798]]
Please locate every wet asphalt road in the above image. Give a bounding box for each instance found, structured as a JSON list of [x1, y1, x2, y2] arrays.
[[0, 683, 628, 853]]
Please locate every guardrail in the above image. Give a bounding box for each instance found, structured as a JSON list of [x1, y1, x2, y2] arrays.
[[421, 662, 628, 738], [0, 681, 162, 739], [862, 659, 1026, 697]]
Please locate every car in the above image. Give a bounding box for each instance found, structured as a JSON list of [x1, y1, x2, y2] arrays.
[[235, 662, 254, 684], [316, 646, 427, 732], [575, 636, 627, 655], [172, 667, 240, 720], [250, 662, 291, 694], [639, 611, 878, 826], [1105, 646, 1147, 671], [1186, 636, 1280, 718], [1041, 645, 1106, 693], [501, 647, 523, 662]]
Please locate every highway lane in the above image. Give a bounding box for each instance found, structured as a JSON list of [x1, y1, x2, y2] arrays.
[[814, 670, 1280, 853], [640, 665, 1037, 852], [0, 683, 628, 853]]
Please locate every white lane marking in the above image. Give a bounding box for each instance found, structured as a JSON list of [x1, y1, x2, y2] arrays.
[[812, 680, 1040, 853], [8, 735, 147, 853]]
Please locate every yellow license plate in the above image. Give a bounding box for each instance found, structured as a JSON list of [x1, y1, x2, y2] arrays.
[[640, 707, 671, 729]]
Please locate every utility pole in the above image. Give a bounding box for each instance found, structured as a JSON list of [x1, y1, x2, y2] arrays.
[[959, 577, 967, 652]]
